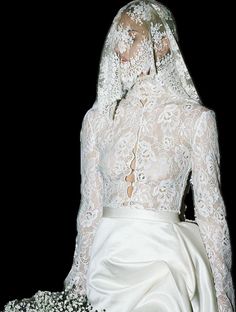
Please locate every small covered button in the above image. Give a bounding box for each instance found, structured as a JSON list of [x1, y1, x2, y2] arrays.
[[137, 172, 146, 181]]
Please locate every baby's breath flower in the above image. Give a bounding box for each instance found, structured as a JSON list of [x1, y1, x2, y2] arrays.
[[3, 286, 106, 312]]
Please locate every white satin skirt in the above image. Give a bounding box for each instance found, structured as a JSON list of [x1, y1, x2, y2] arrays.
[[86, 206, 219, 312]]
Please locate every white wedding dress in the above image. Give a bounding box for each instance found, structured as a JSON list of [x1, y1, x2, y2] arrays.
[[3, 1, 235, 312], [64, 1, 235, 311], [66, 75, 234, 312]]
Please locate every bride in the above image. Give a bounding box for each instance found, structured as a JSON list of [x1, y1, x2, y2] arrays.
[[3, 0, 235, 311]]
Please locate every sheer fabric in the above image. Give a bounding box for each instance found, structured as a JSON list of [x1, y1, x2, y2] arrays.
[[64, 1, 235, 311], [92, 0, 202, 122]]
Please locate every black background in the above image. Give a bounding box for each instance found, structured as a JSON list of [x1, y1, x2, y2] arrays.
[[1, 0, 235, 308]]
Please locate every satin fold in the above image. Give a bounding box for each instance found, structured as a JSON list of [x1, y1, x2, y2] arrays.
[[86, 207, 219, 312]]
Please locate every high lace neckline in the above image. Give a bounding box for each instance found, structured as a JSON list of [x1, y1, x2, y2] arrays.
[[123, 73, 167, 108]]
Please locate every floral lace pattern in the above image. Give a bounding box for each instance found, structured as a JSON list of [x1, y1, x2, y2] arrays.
[[64, 74, 235, 311], [93, 0, 202, 123], [3, 1, 234, 311], [191, 110, 235, 311], [63, 1, 235, 311], [63, 109, 104, 295]]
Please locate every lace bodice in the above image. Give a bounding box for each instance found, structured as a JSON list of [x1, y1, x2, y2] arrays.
[[64, 75, 235, 311], [63, 0, 235, 310]]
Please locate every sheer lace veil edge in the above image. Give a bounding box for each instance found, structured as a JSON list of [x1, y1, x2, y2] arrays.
[[91, 0, 202, 122]]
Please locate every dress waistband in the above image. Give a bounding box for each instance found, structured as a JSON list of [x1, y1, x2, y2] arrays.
[[102, 206, 181, 223]]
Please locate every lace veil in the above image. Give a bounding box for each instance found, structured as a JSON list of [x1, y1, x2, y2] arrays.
[[92, 0, 202, 122]]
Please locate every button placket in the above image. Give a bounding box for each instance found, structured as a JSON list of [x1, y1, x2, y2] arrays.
[[124, 106, 145, 203]]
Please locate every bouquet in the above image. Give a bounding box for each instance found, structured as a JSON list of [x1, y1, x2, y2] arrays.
[[2, 286, 106, 312]]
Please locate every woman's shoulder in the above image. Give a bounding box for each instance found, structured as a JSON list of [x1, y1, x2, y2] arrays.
[[178, 102, 216, 144], [82, 106, 101, 122], [193, 103, 215, 115], [179, 101, 215, 121], [82, 107, 108, 135]]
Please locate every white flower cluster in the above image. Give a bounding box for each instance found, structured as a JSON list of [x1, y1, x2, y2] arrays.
[[3, 286, 106, 312]]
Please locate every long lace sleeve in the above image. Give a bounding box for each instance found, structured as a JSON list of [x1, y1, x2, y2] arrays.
[[64, 109, 104, 295], [191, 109, 235, 312]]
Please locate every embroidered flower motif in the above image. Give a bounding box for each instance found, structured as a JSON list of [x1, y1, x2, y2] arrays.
[[157, 104, 180, 131], [114, 24, 135, 54], [126, 3, 152, 25], [138, 141, 156, 161], [153, 179, 176, 208], [163, 136, 174, 150], [174, 145, 191, 170]]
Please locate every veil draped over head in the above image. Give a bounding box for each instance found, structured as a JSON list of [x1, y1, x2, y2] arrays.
[[92, 0, 202, 122]]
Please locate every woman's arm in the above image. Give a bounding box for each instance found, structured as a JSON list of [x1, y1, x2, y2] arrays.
[[191, 109, 235, 312], [64, 109, 104, 295]]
